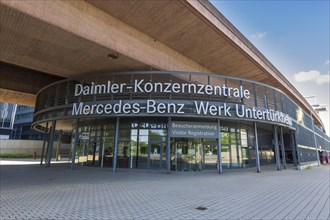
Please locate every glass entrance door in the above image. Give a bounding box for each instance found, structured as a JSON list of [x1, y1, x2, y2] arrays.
[[220, 127, 243, 168], [203, 141, 218, 170], [172, 139, 203, 171], [149, 142, 166, 170]]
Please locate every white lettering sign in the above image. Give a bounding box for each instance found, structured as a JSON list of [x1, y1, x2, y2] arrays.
[[74, 80, 250, 99], [71, 80, 292, 127]]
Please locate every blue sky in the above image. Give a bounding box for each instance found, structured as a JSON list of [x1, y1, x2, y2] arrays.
[[211, 0, 330, 134]]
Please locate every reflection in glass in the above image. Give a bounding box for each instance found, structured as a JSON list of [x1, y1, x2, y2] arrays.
[[148, 142, 166, 170], [203, 140, 218, 170], [128, 123, 166, 169], [171, 139, 204, 171]]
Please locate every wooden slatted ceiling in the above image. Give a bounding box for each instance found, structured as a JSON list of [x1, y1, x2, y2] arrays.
[[0, 0, 323, 127], [86, 0, 273, 84], [85, 0, 317, 124], [0, 4, 150, 78]]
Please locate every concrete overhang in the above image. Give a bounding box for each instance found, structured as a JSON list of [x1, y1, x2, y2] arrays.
[[0, 0, 323, 128]]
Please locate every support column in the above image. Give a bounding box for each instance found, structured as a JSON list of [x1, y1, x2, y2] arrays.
[[254, 122, 261, 173], [71, 119, 79, 170], [166, 117, 172, 174], [112, 117, 120, 173], [19, 126, 23, 139], [290, 131, 298, 166], [217, 119, 222, 174], [100, 125, 105, 168], [55, 130, 62, 161], [273, 125, 281, 171], [40, 122, 48, 165], [46, 121, 56, 168], [280, 127, 287, 169], [311, 116, 320, 166], [44, 133, 50, 164]]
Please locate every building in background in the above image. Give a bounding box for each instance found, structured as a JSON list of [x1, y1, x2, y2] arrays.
[[0, 102, 16, 139], [0, 102, 42, 140], [11, 105, 43, 140]]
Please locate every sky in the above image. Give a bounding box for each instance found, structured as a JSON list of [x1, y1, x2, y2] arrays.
[[211, 0, 330, 135]]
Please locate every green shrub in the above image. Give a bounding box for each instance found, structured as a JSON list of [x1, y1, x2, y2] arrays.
[[304, 165, 313, 170], [0, 153, 34, 158]]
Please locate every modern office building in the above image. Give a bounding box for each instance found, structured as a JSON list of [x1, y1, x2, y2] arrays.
[[11, 105, 43, 140], [0, 102, 43, 140], [0, 102, 16, 139], [0, 1, 329, 172]]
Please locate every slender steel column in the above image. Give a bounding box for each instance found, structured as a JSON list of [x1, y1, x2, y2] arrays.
[[112, 117, 120, 173], [44, 128, 51, 164], [273, 125, 281, 171], [160, 144, 163, 171], [290, 131, 298, 166], [280, 127, 287, 169], [100, 125, 105, 168], [46, 121, 56, 168], [40, 122, 48, 165], [136, 128, 140, 168], [71, 119, 79, 170], [254, 122, 261, 173], [55, 130, 62, 161], [217, 119, 223, 174], [166, 117, 171, 174], [311, 115, 320, 166]]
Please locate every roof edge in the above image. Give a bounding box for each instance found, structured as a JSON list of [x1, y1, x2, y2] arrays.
[[182, 0, 324, 129]]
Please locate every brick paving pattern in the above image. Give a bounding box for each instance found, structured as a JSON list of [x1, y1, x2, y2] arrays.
[[0, 162, 329, 220]]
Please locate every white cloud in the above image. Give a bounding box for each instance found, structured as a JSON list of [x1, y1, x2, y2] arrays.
[[294, 70, 330, 84], [324, 60, 330, 66], [316, 74, 330, 84], [294, 70, 319, 82], [251, 32, 267, 39]]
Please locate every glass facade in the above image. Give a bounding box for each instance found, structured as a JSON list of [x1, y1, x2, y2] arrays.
[[0, 102, 17, 139], [69, 118, 278, 171], [32, 71, 330, 172]]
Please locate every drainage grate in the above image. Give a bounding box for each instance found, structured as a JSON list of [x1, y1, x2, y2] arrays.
[[195, 206, 207, 211]]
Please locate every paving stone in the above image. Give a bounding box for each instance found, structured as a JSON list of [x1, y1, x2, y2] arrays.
[[0, 163, 329, 220]]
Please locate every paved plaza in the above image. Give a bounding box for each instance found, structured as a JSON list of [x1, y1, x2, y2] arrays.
[[0, 161, 329, 220]]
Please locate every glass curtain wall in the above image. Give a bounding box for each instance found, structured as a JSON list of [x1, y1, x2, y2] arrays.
[[74, 120, 115, 167], [127, 122, 167, 170], [220, 125, 250, 168], [171, 138, 204, 172], [73, 120, 167, 170], [203, 138, 218, 170], [71, 119, 277, 170], [170, 124, 251, 172]]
